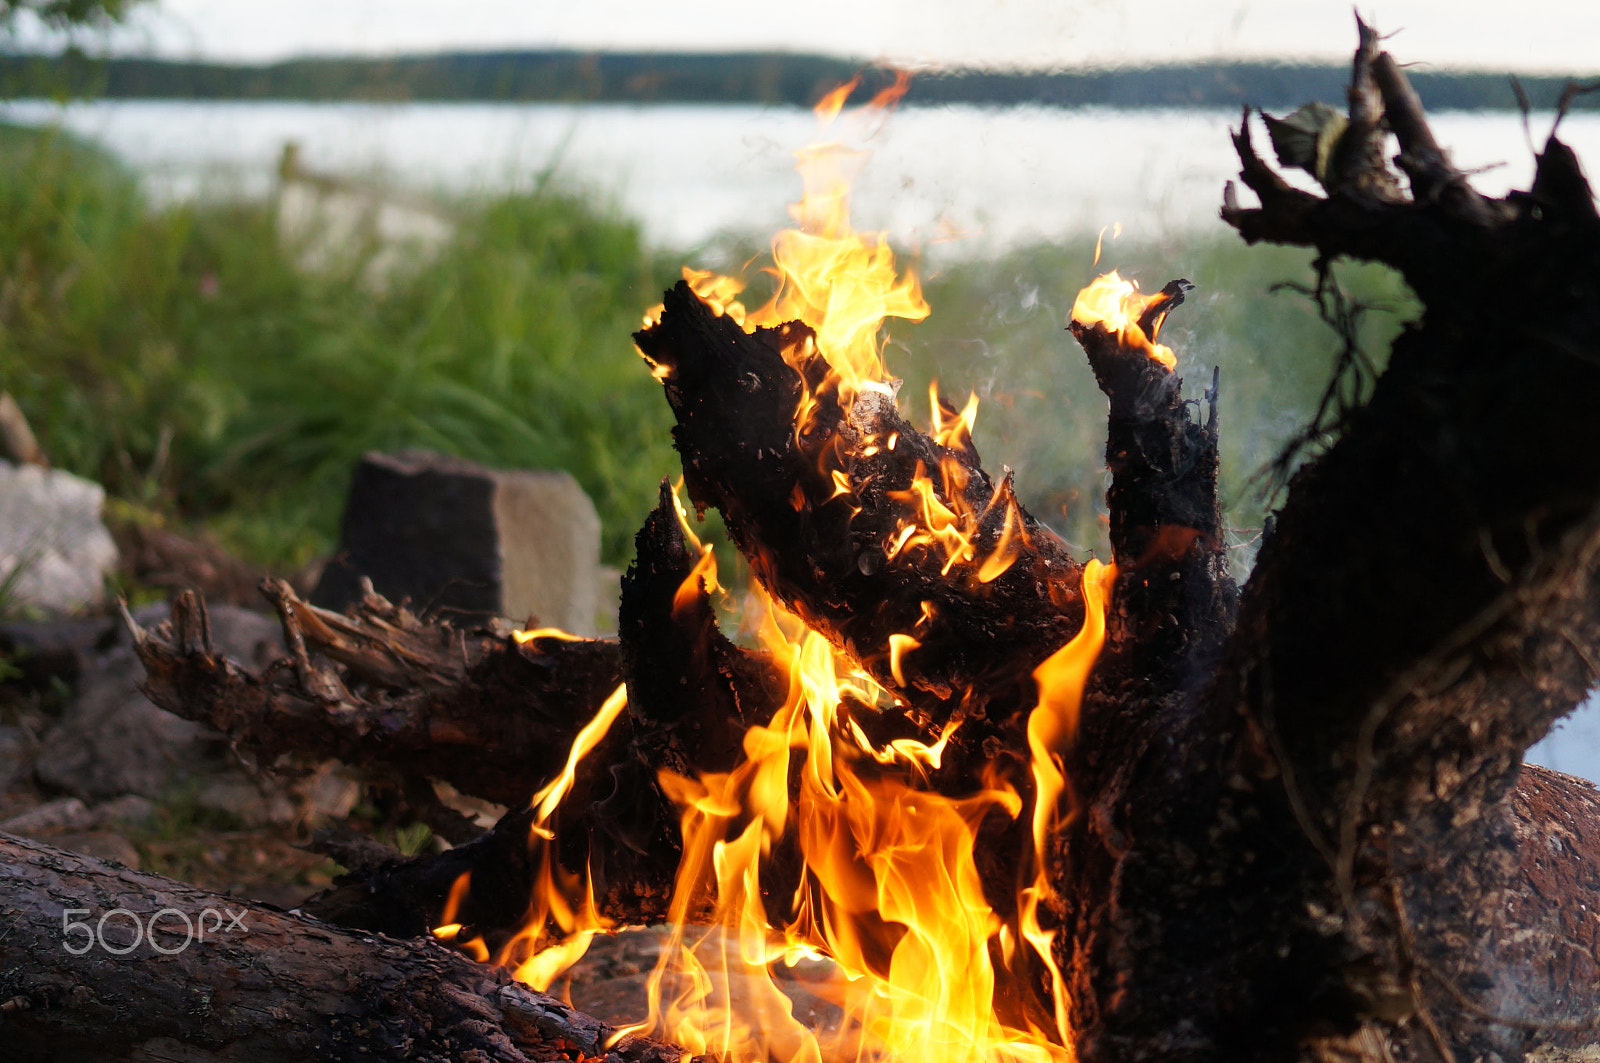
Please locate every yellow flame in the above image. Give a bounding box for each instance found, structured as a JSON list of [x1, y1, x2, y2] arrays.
[[431, 684, 629, 988], [512, 626, 584, 644], [977, 493, 1025, 585], [493, 75, 1126, 1063], [886, 633, 921, 687], [1021, 559, 1118, 1041], [885, 460, 977, 576], [1070, 271, 1176, 371], [531, 682, 630, 825], [929, 381, 980, 452], [611, 575, 1108, 1063], [658, 76, 928, 417]]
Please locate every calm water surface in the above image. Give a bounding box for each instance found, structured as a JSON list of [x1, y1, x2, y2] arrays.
[[8, 99, 1600, 254]]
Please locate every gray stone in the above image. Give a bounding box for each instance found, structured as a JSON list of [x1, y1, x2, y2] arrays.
[[33, 648, 210, 801], [194, 776, 296, 825], [1, 796, 93, 834], [0, 615, 106, 690], [305, 764, 361, 820], [312, 450, 602, 635], [196, 603, 286, 669], [92, 793, 157, 828], [0, 460, 118, 613], [51, 830, 140, 868], [34, 605, 285, 803]]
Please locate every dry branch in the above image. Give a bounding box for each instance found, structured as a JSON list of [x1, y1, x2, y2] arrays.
[[131, 583, 622, 810]]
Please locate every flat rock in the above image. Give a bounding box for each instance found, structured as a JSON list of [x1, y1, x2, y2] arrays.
[[0, 615, 108, 689], [92, 793, 157, 828], [0, 460, 118, 613], [312, 450, 603, 635], [0, 796, 93, 834]]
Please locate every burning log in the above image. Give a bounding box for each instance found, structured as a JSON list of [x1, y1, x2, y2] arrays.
[[1068, 275, 1237, 687], [637, 280, 1087, 735], [294, 484, 790, 940]]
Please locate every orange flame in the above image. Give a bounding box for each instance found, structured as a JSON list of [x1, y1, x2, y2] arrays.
[[657, 74, 928, 416], [430, 683, 629, 989], [606, 568, 1113, 1063], [929, 381, 980, 452], [1021, 558, 1117, 1038], [481, 74, 1127, 1063], [1070, 271, 1176, 371]]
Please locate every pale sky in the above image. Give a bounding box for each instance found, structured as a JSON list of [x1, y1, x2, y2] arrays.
[[59, 0, 1600, 74]]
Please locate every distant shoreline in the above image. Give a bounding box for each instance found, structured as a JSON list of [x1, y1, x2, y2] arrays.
[[4, 50, 1595, 111]]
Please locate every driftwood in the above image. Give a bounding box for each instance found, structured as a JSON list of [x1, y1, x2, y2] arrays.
[[7, 19, 1600, 1063]]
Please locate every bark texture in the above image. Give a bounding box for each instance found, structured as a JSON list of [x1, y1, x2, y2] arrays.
[[0, 832, 692, 1063]]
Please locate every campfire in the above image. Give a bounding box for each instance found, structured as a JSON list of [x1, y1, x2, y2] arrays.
[[432, 75, 1135, 1063], [8, 20, 1600, 1063]]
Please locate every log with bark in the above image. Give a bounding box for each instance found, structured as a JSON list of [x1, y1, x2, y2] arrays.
[[6, 19, 1600, 1063], [0, 831, 693, 1063]]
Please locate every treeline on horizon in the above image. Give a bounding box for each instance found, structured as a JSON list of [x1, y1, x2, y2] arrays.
[[5, 48, 1595, 111]]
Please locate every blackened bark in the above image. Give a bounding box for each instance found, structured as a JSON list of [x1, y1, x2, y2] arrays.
[[636, 282, 1085, 732], [1070, 291, 1238, 686], [1050, 22, 1600, 1063]]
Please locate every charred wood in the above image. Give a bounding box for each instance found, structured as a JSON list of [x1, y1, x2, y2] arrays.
[[636, 281, 1086, 733], [306, 487, 789, 940], [1053, 23, 1600, 1063], [1069, 287, 1237, 688]]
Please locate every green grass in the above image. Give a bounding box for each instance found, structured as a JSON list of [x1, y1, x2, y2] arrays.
[[0, 122, 682, 569], [0, 119, 1416, 581]]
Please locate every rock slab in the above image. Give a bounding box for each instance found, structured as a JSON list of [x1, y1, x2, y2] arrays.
[[312, 450, 603, 635], [33, 604, 291, 820]]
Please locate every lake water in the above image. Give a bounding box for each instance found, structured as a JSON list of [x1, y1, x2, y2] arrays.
[[7, 97, 1599, 782], [7, 98, 1600, 255]]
